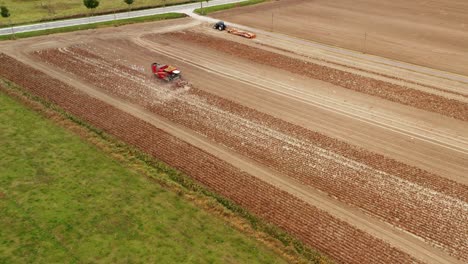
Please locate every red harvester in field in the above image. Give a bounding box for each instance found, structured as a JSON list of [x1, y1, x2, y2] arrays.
[[151, 62, 181, 81]]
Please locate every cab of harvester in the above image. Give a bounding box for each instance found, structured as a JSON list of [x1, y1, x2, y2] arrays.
[[151, 62, 181, 81]]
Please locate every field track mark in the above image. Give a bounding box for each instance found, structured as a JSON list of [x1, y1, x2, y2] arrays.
[[197, 15, 468, 92], [135, 37, 468, 156], [50, 44, 468, 258], [196, 26, 468, 102], [11, 51, 464, 264]]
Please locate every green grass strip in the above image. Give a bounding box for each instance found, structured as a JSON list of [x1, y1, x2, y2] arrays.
[[0, 13, 186, 41], [195, 0, 266, 15], [0, 80, 291, 264], [0, 77, 333, 264]]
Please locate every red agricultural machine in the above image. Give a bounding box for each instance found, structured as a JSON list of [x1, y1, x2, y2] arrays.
[[151, 62, 181, 81]]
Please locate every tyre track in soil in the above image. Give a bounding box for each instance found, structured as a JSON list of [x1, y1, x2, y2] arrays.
[[162, 31, 468, 122], [3, 51, 460, 264], [208, 3, 468, 89], [94, 38, 468, 190], [134, 36, 468, 183], [197, 27, 468, 104], [187, 16, 468, 102], [199, 23, 468, 99], [32, 46, 467, 262], [138, 36, 468, 153]]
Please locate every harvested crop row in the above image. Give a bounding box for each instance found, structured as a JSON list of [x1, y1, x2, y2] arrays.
[[159, 31, 468, 122], [256, 41, 468, 99], [33, 47, 468, 261], [0, 53, 422, 264], [91, 39, 468, 203]]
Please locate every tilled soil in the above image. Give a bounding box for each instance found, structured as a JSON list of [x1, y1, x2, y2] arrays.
[[91, 37, 468, 184], [254, 41, 468, 99], [160, 31, 468, 122], [0, 53, 425, 264], [212, 0, 468, 76], [32, 46, 468, 261]]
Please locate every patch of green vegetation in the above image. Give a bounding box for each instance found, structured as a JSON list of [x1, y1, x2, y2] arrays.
[[0, 89, 289, 263], [0, 13, 186, 41], [0, 78, 333, 263], [0, 0, 193, 27], [195, 0, 265, 15]]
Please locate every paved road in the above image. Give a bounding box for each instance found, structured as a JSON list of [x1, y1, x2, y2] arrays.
[[0, 0, 243, 36]]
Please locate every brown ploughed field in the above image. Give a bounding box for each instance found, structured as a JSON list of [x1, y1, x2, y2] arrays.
[[0, 11, 466, 264], [213, 0, 468, 76]]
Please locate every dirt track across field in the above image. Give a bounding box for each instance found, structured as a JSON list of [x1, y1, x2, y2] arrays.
[[213, 0, 468, 76], [0, 16, 466, 264]]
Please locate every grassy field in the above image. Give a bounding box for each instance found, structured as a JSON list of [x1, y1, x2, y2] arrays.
[[0, 13, 186, 41], [195, 0, 265, 15], [0, 90, 288, 263], [0, 0, 192, 26]]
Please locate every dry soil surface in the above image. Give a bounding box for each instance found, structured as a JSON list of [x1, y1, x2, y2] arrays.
[[0, 17, 466, 264], [213, 0, 468, 76]]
